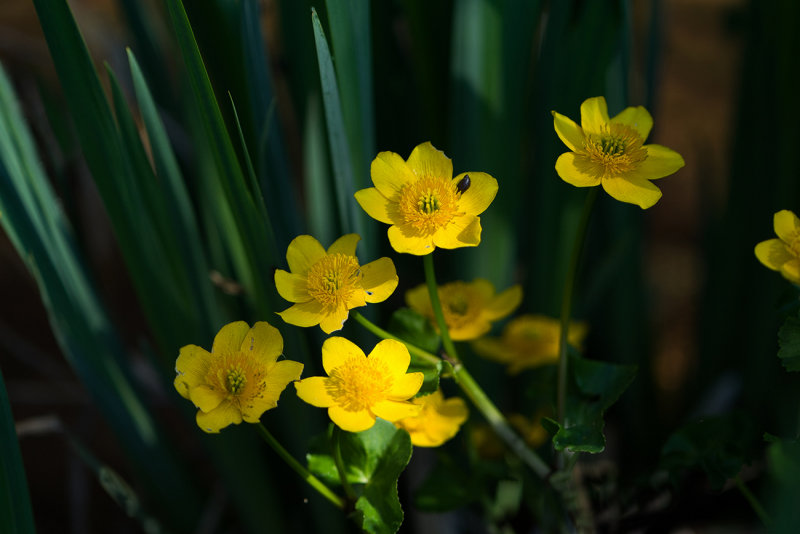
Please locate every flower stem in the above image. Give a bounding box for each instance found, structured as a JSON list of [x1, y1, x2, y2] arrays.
[[422, 253, 459, 360], [735, 474, 770, 527], [255, 423, 345, 510], [332, 426, 356, 501], [422, 252, 550, 479], [351, 311, 441, 365], [557, 188, 598, 427]]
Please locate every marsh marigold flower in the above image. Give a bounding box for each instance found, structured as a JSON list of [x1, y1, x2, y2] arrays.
[[394, 390, 468, 447], [405, 279, 522, 341], [472, 412, 550, 458], [755, 210, 800, 284], [355, 142, 498, 255], [472, 314, 587, 374], [275, 234, 398, 334], [295, 337, 424, 432], [553, 96, 684, 209], [174, 321, 303, 433]]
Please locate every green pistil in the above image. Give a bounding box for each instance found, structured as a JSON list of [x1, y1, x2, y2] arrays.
[[418, 192, 441, 214], [600, 136, 625, 156], [227, 367, 246, 394]]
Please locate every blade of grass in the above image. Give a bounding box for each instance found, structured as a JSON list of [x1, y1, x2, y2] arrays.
[[0, 367, 35, 534]]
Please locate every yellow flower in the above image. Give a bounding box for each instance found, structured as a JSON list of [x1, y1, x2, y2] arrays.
[[354, 141, 498, 255], [394, 389, 468, 447], [755, 210, 800, 284], [552, 96, 684, 209], [174, 321, 303, 433], [405, 279, 522, 341], [472, 412, 550, 458], [275, 234, 398, 334], [472, 314, 587, 374], [295, 337, 424, 432]]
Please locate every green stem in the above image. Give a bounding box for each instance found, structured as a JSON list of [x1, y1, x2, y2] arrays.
[[557, 189, 598, 426], [421, 252, 550, 479], [351, 311, 441, 365], [255, 423, 345, 510], [422, 253, 459, 360], [735, 474, 770, 527], [332, 426, 356, 501]]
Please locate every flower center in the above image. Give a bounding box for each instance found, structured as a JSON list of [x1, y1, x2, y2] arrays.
[[327, 356, 394, 412], [789, 236, 800, 257], [398, 175, 461, 235], [581, 123, 647, 178], [227, 366, 247, 395], [206, 352, 268, 403], [439, 283, 481, 330], [306, 253, 363, 310]]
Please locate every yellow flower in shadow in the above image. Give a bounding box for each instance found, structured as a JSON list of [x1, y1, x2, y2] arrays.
[[755, 210, 800, 284], [472, 314, 587, 374], [405, 279, 522, 341], [294, 337, 424, 432], [395, 389, 468, 447], [553, 96, 684, 209], [275, 234, 398, 334], [174, 321, 303, 433], [472, 412, 550, 458], [355, 141, 498, 255]]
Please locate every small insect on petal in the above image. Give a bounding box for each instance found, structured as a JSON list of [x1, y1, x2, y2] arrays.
[[456, 174, 471, 194]]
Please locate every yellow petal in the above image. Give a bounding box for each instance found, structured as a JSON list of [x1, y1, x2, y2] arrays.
[[755, 239, 793, 271], [405, 284, 432, 316], [781, 259, 800, 284], [174, 344, 212, 399], [196, 401, 242, 433], [371, 151, 416, 197], [611, 105, 652, 140], [455, 172, 498, 216], [440, 396, 469, 422], [471, 337, 508, 362], [601, 175, 662, 209], [355, 187, 397, 224], [240, 321, 283, 362], [212, 321, 250, 354], [275, 269, 311, 303], [552, 110, 585, 152], [345, 289, 367, 310], [328, 406, 376, 432], [774, 210, 800, 243], [327, 233, 361, 257], [555, 152, 602, 187], [568, 322, 589, 349], [360, 257, 398, 303], [432, 215, 481, 249], [286, 235, 326, 275], [190, 385, 225, 413], [388, 223, 435, 255], [322, 336, 365, 375], [295, 376, 336, 407], [241, 360, 304, 421], [388, 372, 424, 400], [277, 300, 324, 328], [580, 96, 610, 135], [449, 318, 491, 341], [370, 339, 411, 377], [469, 278, 495, 300], [483, 284, 523, 321], [319, 306, 351, 334], [406, 141, 453, 181], [632, 145, 685, 180], [371, 400, 421, 422]]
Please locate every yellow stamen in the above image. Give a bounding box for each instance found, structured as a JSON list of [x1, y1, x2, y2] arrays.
[[581, 123, 647, 178], [398, 175, 461, 234], [327, 356, 394, 412], [306, 253, 363, 309]]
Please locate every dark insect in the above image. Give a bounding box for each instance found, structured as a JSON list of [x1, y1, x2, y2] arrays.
[[456, 174, 471, 194]]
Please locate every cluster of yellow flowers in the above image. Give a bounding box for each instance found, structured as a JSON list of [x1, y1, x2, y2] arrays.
[[174, 96, 686, 451]]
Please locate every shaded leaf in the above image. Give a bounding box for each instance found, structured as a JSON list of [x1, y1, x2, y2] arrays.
[[778, 313, 800, 372]]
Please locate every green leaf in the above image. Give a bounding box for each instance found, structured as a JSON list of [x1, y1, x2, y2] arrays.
[[660, 414, 754, 489], [0, 367, 35, 534], [550, 353, 637, 453], [307, 420, 411, 534], [778, 313, 800, 371], [388, 308, 441, 354], [414, 454, 477, 512]]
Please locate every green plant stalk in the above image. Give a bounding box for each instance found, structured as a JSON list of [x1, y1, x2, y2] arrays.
[[351, 311, 440, 365], [734, 474, 770, 527], [422, 253, 550, 479], [557, 189, 599, 425], [255, 423, 345, 510], [332, 426, 356, 502]]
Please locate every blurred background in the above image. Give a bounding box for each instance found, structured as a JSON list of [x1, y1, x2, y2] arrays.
[[1, 0, 799, 532]]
